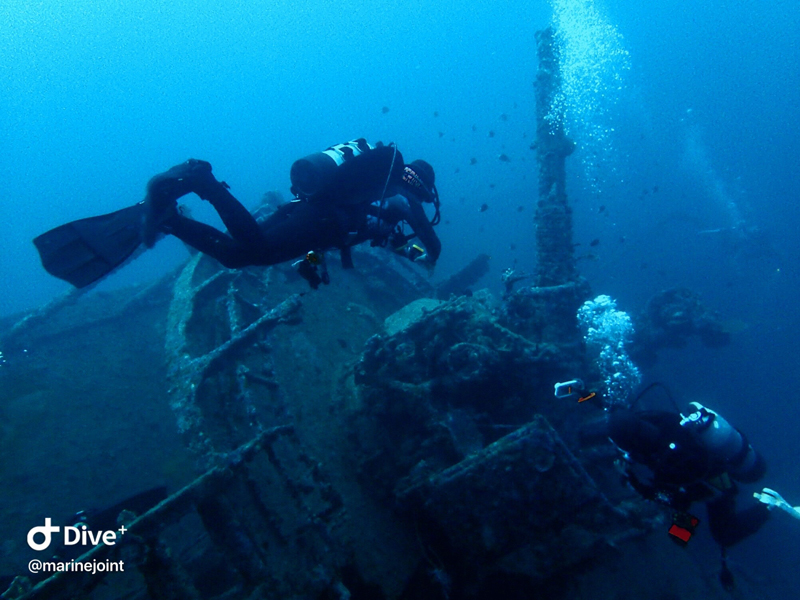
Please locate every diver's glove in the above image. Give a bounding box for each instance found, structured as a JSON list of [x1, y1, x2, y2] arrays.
[[754, 488, 800, 520], [413, 252, 436, 275]]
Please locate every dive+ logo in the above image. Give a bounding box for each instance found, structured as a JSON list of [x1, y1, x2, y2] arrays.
[[27, 519, 127, 551]]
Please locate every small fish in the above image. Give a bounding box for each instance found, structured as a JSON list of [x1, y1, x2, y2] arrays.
[[500, 113, 508, 121], [445, 219, 451, 225], [598, 205, 606, 213], [479, 203, 489, 212], [489, 183, 496, 188], [619, 236, 626, 243], [517, 205, 524, 212], [470, 157, 477, 165], [513, 102, 518, 109], [589, 238, 600, 247], [653, 185, 659, 193], [381, 106, 390, 114], [337, 338, 349, 349], [439, 131, 444, 138], [510, 243, 516, 250], [488, 130, 495, 138], [472, 124, 477, 132], [640, 262, 649, 269], [459, 197, 466, 204], [498, 153, 510, 162], [454, 167, 460, 174], [433, 111, 439, 117], [529, 142, 537, 150]]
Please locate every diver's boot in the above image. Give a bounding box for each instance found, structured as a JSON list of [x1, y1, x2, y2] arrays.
[[142, 159, 222, 247]]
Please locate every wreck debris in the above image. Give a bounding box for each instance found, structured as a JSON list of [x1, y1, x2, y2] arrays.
[[1, 270, 177, 353], [354, 293, 586, 495], [501, 267, 530, 296], [396, 415, 630, 573], [356, 294, 564, 416], [164, 254, 302, 462], [499, 279, 591, 353], [382, 298, 444, 337], [1, 288, 86, 349], [8, 425, 350, 600], [352, 295, 647, 586], [631, 287, 731, 367], [435, 253, 491, 299]]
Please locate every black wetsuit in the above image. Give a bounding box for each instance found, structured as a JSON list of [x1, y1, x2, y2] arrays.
[[609, 410, 770, 547], [162, 145, 440, 269]]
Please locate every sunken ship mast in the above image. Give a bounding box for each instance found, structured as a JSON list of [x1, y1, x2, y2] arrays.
[[534, 26, 577, 287], [502, 26, 588, 347]]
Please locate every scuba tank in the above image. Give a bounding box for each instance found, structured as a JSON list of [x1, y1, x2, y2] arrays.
[[290, 138, 374, 199], [680, 402, 765, 483]]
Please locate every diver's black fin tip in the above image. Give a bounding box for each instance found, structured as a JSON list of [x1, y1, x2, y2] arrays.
[[33, 203, 147, 288]]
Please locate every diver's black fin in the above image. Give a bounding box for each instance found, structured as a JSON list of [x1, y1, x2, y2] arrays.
[[33, 202, 147, 288]]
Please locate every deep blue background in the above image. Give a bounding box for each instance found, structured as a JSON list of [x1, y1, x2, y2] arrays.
[[1, 0, 798, 592]]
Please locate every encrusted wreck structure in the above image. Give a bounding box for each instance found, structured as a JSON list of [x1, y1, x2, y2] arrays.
[[1, 243, 645, 600], [534, 27, 577, 289], [0, 26, 735, 600]]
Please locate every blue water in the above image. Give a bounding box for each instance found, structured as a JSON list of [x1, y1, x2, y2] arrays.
[[1, 0, 799, 595]]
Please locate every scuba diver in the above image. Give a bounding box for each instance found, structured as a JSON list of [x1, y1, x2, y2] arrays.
[[605, 395, 800, 591], [33, 139, 442, 290]]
